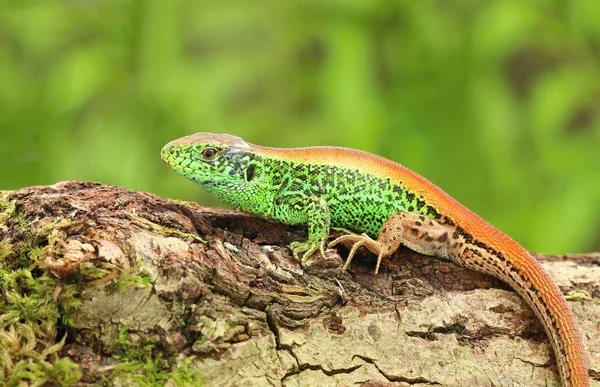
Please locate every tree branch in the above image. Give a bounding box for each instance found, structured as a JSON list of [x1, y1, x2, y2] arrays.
[[1, 182, 598, 385]]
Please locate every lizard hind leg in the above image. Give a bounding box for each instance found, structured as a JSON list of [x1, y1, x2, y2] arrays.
[[329, 212, 451, 275]]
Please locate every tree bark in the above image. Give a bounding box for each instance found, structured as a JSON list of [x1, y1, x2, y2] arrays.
[[1, 182, 598, 386]]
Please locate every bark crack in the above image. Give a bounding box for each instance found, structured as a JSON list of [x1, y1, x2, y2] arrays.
[[405, 322, 467, 342], [280, 346, 363, 383], [353, 355, 442, 385]]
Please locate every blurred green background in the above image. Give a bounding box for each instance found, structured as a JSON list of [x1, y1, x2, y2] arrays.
[[0, 0, 599, 254]]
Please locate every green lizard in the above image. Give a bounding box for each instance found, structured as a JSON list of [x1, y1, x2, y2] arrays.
[[161, 132, 589, 386]]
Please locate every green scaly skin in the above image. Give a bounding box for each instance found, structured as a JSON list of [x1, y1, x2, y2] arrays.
[[161, 135, 438, 262]]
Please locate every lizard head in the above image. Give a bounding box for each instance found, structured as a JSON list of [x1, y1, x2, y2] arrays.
[[161, 133, 259, 205]]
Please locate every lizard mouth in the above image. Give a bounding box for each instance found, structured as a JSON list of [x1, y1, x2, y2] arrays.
[[160, 144, 177, 164], [161, 144, 193, 171]]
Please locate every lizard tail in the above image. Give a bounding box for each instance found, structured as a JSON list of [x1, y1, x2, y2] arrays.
[[455, 247, 589, 386]]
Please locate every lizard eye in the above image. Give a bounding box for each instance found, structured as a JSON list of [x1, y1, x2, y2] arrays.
[[202, 148, 217, 159]]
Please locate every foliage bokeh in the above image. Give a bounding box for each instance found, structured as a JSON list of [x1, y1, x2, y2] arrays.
[[1, 0, 599, 254]]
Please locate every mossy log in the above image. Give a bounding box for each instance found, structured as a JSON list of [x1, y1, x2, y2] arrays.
[[0, 182, 598, 386]]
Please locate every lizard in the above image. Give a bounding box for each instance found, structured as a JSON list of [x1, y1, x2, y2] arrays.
[[161, 132, 589, 386]]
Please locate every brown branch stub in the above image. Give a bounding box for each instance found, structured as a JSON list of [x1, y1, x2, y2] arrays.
[[1, 181, 598, 385]]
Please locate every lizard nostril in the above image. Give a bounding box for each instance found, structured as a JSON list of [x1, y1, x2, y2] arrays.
[[160, 145, 178, 161]]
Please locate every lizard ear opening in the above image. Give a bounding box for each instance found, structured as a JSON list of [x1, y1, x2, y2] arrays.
[[245, 164, 256, 182]]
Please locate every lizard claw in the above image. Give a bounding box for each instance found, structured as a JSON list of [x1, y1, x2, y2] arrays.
[[328, 233, 368, 248], [290, 240, 326, 264], [329, 233, 388, 275]]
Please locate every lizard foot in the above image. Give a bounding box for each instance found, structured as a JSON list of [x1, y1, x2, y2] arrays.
[[328, 233, 389, 275], [290, 240, 326, 264]]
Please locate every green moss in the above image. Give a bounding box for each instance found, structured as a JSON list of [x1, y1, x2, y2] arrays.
[[107, 326, 204, 386], [2, 355, 81, 386], [0, 239, 14, 262], [57, 286, 82, 328], [0, 194, 16, 227], [0, 197, 83, 386], [110, 269, 152, 294], [79, 261, 114, 281], [1, 203, 74, 271], [104, 256, 152, 294], [0, 267, 81, 386]]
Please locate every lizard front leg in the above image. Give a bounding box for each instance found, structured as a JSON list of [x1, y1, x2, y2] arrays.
[[273, 193, 331, 263], [329, 212, 453, 274]]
